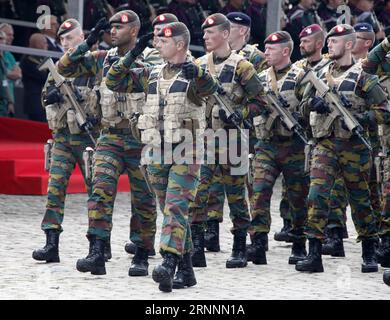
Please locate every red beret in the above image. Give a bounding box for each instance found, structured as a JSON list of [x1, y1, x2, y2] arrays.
[[299, 24, 323, 39], [264, 31, 292, 45]]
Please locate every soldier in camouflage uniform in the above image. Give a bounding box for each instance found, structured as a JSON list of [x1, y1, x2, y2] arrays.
[[106, 22, 217, 292], [189, 13, 263, 269], [296, 24, 389, 274], [32, 19, 103, 264], [295, 24, 349, 258], [57, 11, 157, 276], [123, 13, 179, 257], [362, 34, 390, 273], [250, 31, 309, 266], [202, 12, 268, 255]]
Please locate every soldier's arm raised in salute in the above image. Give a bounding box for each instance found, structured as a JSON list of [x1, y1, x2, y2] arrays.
[[235, 59, 263, 98], [105, 50, 151, 93], [362, 37, 390, 76], [57, 41, 107, 78]]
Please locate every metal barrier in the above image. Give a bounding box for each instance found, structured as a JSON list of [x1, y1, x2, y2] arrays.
[[0, 44, 63, 59]]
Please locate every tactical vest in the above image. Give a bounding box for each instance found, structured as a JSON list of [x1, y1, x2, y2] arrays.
[[45, 74, 99, 134], [293, 56, 331, 73], [99, 47, 145, 128], [137, 63, 206, 145], [197, 52, 245, 130], [254, 64, 302, 139], [310, 61, 367, 139]]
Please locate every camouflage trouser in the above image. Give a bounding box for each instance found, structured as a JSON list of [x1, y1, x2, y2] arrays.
[[206, 166, 225, 223], [327, 177, 348, 230], [41, 128, 95, 231], [369, 157, 383, 227], [279, 178, 292, 221], [306, 137, 377, 241], [147, 151, 201, 256], [326, 155, 383, 230], [87, 131, 157, 250], [250, 136, 308, 235], [380, 157, 390, 236], [190, 163, 250, 234]]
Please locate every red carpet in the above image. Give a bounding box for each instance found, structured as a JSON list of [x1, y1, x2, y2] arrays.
[[0, 117, 130, 195]]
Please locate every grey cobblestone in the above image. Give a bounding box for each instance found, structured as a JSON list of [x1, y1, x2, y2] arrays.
[[0, 178, 389, 299]]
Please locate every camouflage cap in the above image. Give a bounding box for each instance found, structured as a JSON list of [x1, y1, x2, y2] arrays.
[[264, 31, 292, 45], [299, 24, 323, 39], [152, 13, 178, 27], [157, 22, 189, 38], [109, 10, 139, 25], [327, 24, 355, 39], [58, 19, 81, 37], [201, 13, 228, 30]]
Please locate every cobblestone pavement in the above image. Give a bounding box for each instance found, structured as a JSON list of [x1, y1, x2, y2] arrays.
[[0, 178, 389, 300]]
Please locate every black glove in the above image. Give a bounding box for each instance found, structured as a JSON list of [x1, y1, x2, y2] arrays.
[[218, 109, 243, 125], [355, 112, 372, 126], [229, 109, 244, 125], [310, 96, 330, 114], [44, 88, 63, 105], [131, 32, 154, 58], [181, 62, 200, 80], [86, 18, 111, 47]]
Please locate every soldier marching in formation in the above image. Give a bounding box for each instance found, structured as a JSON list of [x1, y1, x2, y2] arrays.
[[32, 8, 390, 290]]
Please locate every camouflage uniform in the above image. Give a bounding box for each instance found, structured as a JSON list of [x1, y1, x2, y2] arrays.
[[105, 58, 217, 256], [189, 13, 263, 269], [206, 167, 225, 223], [250, 59, 309, 264], [304, 61, 387, 241], [190, 52, 261, 234], [362, 38, 390, 268], [107, 21, 218, 291], [41, 74, 99, 232], [32, 18, 102, 264], [57, 40, 157, 250]]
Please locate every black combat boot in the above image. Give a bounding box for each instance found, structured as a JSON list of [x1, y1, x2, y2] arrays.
[[247, 233, 268, 262], [295, 238, 324, 272], [104, 235, 112, 261], [376, 235, 390, 268], [288, 238, 307, 265], [204, 220, 220, 252], [191, 223, 207, 267], [250, 232, 267, 265], [226, 231, 247, 268], [274, 219, 293, 242], [322, 227, 345, 257], [361, 238, 378, 273], [76, 236, 106, 275], [124, 241, 156, 256], [32, 229, 60, 263], [128, 246, 149, 276], [152, 252, 179, 292], [172, 253, 197, 289], [384, 269, 390, 286]]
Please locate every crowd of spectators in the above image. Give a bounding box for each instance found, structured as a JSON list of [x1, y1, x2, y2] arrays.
[[0, 0, 389, 121]]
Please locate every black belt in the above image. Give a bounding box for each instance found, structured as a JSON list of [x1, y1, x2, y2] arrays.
[[102, 127, 132, 135]]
